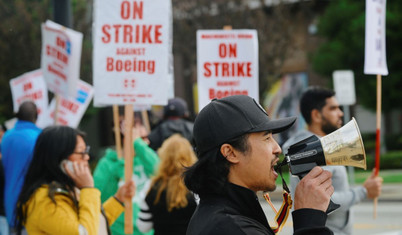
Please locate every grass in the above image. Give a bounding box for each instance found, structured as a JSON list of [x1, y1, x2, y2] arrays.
[[275, 169, 402, 186]]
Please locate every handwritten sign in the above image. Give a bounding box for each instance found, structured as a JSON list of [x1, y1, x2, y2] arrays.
[[197, 30, 259, 110]]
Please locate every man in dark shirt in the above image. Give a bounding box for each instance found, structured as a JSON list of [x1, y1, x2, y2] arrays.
[[184, 95, 334, 235], [148, 97, 193, 151]]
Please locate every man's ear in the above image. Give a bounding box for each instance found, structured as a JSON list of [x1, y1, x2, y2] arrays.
[[220, 144, 240, 164], [311, 109, 322, 124]]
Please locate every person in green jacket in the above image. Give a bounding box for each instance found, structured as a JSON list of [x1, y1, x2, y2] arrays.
[[94, 123, 159, 235]]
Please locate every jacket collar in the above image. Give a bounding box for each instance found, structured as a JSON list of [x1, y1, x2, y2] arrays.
[[14, 120, 40, 131], [224, 183, 272, 232]]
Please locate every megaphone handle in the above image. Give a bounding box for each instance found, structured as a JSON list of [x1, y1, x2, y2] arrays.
[[326, 199, 340, 215], [298, 174, 340, 215]]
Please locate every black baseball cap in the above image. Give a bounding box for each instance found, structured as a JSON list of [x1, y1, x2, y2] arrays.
[[164, 97, 188, 118], [193, 95, 296, 154]]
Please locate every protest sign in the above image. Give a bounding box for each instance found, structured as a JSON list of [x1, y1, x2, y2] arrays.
[[93, 0, 172, 106], [364, 0, 388, 75], [41, 20, 83, 97], [9, 69, 49, 128], [47, 80, 94, 128], [333, 70, 356, 106], [197, 30, 259, 110]]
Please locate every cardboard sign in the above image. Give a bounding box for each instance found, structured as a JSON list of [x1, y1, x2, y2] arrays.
[[333, 70, 356, 106], [47, 80, 94, 128], [197, 30, 259, 111], [41, 20, 83, 97], [364, 0, 388, 75], [93, 0, 172, 106], [9, 69, 49, 128]]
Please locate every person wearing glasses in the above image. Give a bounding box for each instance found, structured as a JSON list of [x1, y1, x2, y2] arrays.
[[14, 126, 135, 235]]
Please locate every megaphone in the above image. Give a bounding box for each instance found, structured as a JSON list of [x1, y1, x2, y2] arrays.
[[282, 117, 366, 214]]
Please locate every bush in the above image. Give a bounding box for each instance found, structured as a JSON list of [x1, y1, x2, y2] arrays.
[[361, 133, 376, 154], [364, 151, 402, 170], [385, 134, 402, 151]]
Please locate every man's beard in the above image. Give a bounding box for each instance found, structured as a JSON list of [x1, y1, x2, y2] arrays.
[[321, 116, 341, 135]]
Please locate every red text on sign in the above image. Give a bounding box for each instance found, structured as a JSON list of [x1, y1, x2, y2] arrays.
[[209, 88, 248, 99], [121, 1, 143, 20], [46, 45, 68, 64], [61, 99, 79, 113], [23, 82, 33, 91], [219, 43, 237, 58], [106, 57, 155, 74], [203, 62, 252, 77], [102, 24, 162, 44]]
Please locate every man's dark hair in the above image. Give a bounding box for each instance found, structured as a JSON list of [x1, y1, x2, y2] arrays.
[[183, 134, 249, 197], [16, 101, 38, 123], [300, 87, 335, 124]]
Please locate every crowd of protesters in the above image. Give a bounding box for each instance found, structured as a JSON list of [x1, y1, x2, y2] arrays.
[[0, 93, 383, 235]]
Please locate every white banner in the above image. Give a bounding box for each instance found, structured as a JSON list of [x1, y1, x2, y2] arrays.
[[41, 20, 83, 97], [333, 70, 356, 106], [9, 69, 49, 128], [47, 80, 94, 128], [364, 0, 388, 75], [93, 0, 172, 106], [197, 30, 259, 111]]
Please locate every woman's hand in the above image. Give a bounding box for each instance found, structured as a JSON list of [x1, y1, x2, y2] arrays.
[[115, 180, 136, 203], [65, 161, 94, 188]]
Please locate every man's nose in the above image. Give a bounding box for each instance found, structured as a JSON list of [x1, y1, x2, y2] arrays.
[[273, 138, 282, 155]]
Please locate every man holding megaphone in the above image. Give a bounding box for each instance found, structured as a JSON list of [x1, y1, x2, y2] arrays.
[[282, 87, 383, 235], [184, 95, 334, 235]]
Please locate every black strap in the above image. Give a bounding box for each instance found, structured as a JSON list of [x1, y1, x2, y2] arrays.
[[276, 159, 290, 193]]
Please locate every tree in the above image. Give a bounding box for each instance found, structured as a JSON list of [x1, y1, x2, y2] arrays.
[[0, 0, 94, 123], [312, 0, 402, 114]]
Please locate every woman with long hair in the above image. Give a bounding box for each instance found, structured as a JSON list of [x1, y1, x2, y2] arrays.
[[137, 134, 197, 235], [15, 126, 135, 235]]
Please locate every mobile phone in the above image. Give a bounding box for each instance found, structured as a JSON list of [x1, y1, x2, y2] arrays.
[[60, 160, 75, 175]]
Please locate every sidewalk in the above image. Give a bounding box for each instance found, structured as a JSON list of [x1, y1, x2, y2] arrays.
[[265, 183, 402, 202]]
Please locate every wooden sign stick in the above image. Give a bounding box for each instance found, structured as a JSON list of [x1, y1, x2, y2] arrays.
[[373, 74, 382, 219], [113, 105, 123, 158], [124, 104, 134, 234]]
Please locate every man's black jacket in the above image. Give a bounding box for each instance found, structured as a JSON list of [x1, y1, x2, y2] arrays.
[[186, 183, 333, 235]]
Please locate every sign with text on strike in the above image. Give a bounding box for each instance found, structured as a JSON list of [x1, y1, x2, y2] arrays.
[[41, 20, 83, 97], [9, 69, 49, 128], [47, 79, 94, 128], [197, 30, 259, 111], [93, 0, 172, 106]]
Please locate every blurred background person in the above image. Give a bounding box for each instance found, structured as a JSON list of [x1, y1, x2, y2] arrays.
[[282, 86, 383, 235], [1, 101, 41, 232], [15, 125, 135, 235], [148, 97, 194, 151], [137, 134, 197, 235], [94, 122, 159, 235]]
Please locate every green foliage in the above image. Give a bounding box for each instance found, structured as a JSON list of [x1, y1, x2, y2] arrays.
[[0, 0, 51, 123], [385, 134, 402, 151], [0, 0, 95, 123], [312, 0, 402, 113], [364, 151, 402, 170]]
